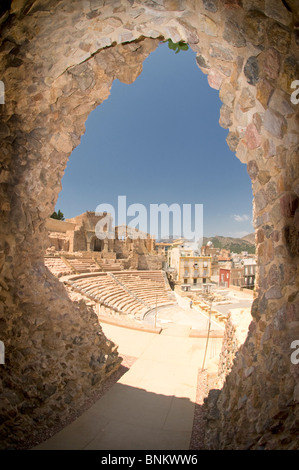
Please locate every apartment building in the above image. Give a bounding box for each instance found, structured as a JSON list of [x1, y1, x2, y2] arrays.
[[169, 246, 212, 286], [219, 257, 256, 289]]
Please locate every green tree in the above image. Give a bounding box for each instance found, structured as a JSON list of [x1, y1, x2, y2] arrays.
[[50, 209, 64, 220], [165, 39, 189, 54]]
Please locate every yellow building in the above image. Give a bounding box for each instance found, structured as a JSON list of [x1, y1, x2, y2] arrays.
[[169, 246, 212, 286]]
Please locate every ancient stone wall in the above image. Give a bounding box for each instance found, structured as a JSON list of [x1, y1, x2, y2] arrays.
[[138, 253, 165, 270], [0, 0, 298, 449], [217, 307, 252, 386], [0, 9, 160, 448]]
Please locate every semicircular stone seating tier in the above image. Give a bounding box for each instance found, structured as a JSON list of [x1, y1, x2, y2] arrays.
[[65, 270, 175, 318], [0, 0, 299, 450]]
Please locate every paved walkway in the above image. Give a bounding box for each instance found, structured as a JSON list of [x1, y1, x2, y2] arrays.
[[35, 323, 222, 450], [144, 292, 225, 333]]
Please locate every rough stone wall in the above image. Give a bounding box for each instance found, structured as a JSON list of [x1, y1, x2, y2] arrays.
[[48, 231, 70, 251], [0, 9, 160, 448], [217, 307, 252, 386], [138, 253, 165, 270], [73, 226, 88, 252], [0, 0, 298, 449]]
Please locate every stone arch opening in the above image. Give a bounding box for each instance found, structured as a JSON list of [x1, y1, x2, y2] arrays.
[[91, 236, 104, 252], [0, 0, 298, 450], [56, 38, 254, 241]]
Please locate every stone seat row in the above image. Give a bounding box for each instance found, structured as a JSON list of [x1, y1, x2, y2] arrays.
[[111, 272, 172, 303], [44, 256, 123, 276], [70, 275, 169, 306], [44, 257, 73, 277], [114, 271, 169, 288], [68, 275, 146, 315], [66, 258, 100, 273], [113, 275, 166, 292], [96, 259, 124, 271], [65, 271, 174, 317]]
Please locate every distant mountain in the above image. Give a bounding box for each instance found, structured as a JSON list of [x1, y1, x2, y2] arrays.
[[156, 233, 256, 254], [203, 233, 255, 254], [241, 232, 255, 244], [156, 236, 183, 243]]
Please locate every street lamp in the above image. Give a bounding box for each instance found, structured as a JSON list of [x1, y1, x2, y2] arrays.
[[201, 294, 215, 372]]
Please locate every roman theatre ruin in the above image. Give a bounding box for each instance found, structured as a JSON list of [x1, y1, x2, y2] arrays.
[[0, 0, 298, 450]]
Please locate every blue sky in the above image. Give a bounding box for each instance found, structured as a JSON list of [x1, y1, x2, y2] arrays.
[[55, 41, 254, 239]]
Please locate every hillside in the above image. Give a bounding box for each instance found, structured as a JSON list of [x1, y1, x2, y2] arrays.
[[203, 233, 255, 254], [242, 232, 255, 244]]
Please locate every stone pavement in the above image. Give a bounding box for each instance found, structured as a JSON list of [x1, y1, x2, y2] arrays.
[[35, 322, 223, 450], [144, 291, 225, 333]]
